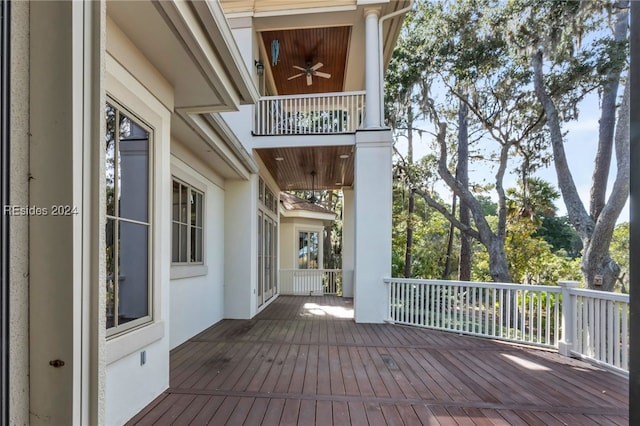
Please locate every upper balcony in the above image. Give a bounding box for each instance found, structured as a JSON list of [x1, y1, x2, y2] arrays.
[[220, 1, 411, 191], [254, 90, 365, 137]]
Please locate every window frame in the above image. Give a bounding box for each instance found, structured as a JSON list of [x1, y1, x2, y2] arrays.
[[171, 177, 205, 265], [105, 97, 154, 338]]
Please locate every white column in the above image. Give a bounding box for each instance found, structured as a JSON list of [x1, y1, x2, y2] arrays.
[[364, 7, 381, 128], [353, 130, 393, 322], [558, 280, 580, 356], [29, 1, 104, 425], [341, 189, 355, 298]]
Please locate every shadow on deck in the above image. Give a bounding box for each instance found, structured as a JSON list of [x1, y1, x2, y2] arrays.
[[127, 295, 628, 425]]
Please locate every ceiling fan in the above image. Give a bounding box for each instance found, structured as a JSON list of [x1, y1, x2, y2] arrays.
[[287, 62, 331, 86]]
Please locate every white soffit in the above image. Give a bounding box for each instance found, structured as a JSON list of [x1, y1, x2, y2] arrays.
[[107, 0, 257, 113]]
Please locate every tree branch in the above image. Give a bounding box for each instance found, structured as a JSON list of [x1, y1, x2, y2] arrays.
[[531, 49, 593, 239], [413, 188, 481, 241]]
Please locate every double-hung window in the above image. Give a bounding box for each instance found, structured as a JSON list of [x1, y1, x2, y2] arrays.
[[172, 179, 204, 264], [105, 101, 152, 334]]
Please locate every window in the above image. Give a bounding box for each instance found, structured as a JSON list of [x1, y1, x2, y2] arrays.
[[258, 178, 278, 306], [298, 231, 319, 269], [172, 179, 204, 264], [105, 101, 152, 334]]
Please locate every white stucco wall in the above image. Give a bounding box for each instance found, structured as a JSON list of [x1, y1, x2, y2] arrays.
[[220, 22, 256, 152], [280, 221, 296, 269], [224, 177, 258, 318], [9, 2, 30, 424], [169, 153, 226, 349], [341, 188, 355, 298], [104, 23, 173, 426], [280, 217, 326, 269]]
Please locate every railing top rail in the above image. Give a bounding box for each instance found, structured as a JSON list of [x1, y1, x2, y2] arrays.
[[280, 268, 342, 273], [259, 90, 366, 101], [569, 287, 629, 303], [384, 277, 562, 293]]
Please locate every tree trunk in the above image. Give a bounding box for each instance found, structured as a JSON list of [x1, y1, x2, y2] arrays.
[[457, 98, 472, 281], [487, 238, 512, 283], [532, 50, 630, 290], [414, 121, 513, 284], [404, 105, 415, 278], [442, 195, 457, 279], [590, 2, 629, 221], [404, 190, 415, 278]]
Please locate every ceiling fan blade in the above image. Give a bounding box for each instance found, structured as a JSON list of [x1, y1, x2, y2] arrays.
[[287, 73, 304, 80], [311, 62, 324, 71], [314, 71, 331, 79], [306, 74, 313, 86], [292, 65, 306, 72]]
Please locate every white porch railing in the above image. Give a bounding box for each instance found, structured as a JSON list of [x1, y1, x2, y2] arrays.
[[384, 278, 630, 373], [385, 278, 561, 348], [254, 91, 365, 136], [567, 287, 630, 373], [280, 269, 342, 296]]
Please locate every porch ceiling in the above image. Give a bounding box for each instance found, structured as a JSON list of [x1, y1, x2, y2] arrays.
[[256, 146, 354, 190], [260, 26, 350, 95]]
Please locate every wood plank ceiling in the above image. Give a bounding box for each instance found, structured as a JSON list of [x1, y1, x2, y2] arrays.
[[256, 146, 354, 191], [260, 27, 351, 95]]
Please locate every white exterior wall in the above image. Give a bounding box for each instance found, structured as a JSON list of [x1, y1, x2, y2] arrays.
[[169, 152, 226, 349], [220, 22, 257, 152], [28, 2, 105, 424], [353, 130, 393, 323], [224, 178, 259, 318], [104, 23, 173, 426], [342, 189, 355, 298], [280, 217, 326, 269], [280, 221, 296, 269], [9, 2, 30, 424]]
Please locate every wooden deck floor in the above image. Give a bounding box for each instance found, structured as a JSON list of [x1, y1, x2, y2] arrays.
[[127, 296, 629, 425]]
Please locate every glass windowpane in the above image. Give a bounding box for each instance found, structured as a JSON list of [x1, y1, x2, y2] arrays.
[[117, 222, 149, 325], [180, 184, 188, 223], [106, 218, 116, 329], [172, 222, 180, 263], [172, 181, 180, 221], [180, 224, 188, 263], [118, 113, 149, 223]]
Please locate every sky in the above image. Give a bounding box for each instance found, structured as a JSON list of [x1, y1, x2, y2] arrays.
[[395, 91, 630, 224]]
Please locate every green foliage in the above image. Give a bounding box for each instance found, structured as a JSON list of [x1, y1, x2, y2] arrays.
[[388, 0, 626, 286], [610, 222, 629, 292], [392, 185, 452, 278], [535, 216, 582, 258]]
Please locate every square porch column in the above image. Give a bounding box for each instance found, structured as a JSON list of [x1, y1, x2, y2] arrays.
[[353, 129, 393, 323]]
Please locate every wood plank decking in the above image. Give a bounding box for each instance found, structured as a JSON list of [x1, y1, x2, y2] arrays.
[[127, 296, 629, 425]]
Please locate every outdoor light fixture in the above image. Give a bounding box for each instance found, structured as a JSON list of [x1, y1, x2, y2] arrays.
[[308, 171, 318, 204], [255, 60, 264, 77]]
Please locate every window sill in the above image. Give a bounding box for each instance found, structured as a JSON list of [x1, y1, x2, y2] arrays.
[[170, 264, 208, 280], [106, 321, 165, 365]]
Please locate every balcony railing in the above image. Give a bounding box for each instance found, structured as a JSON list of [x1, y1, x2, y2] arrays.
[[384, 278, 630, 374], [280, 269, 342, 296], [254, 91, 365, 136]]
